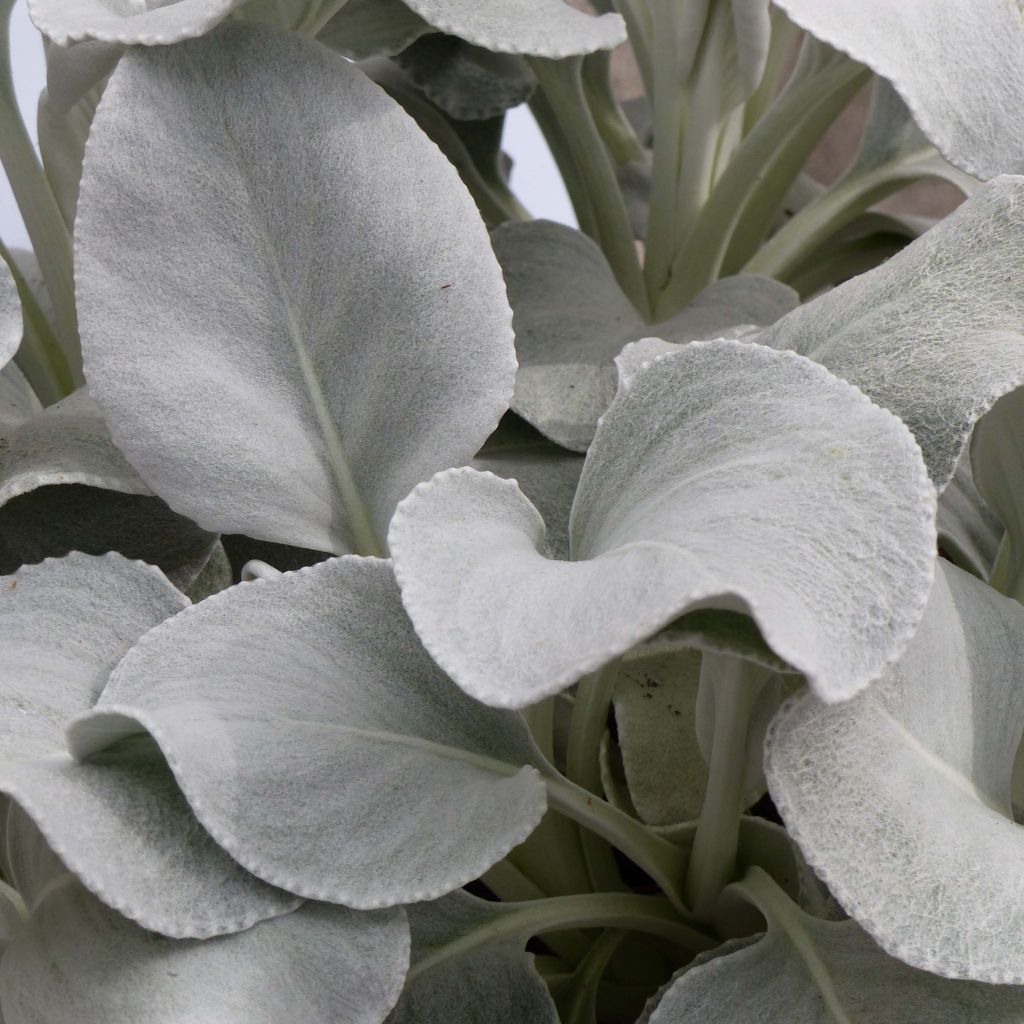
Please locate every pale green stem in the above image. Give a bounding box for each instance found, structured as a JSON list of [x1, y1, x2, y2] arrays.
[[731, 867, 855, 1024], [0, 4, 81, 384], [302, 0, 351, 35], [743, 157, 939, 281], [408, 892, 713, 983], [240, 559, 283, 582], [545, 772, 691, 913], [567, 659, 626, 892], [656, 58, 868, 316], [0, 238, 70, 404], [528, 56, 648, 316], [582, 52, 643, 164], [741, 10, 802, 133], [523, 697, 556, 764], [612, 0, 654, 98], [642, 0, 689, 308], [560, 928, 628, 1024], [684, 654, 767, 921]]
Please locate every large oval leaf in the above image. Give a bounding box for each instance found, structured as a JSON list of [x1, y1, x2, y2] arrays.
[[773, 0, 1024, 180], [766, 558, 1024, 982], [66, 557, 548, 908], [76, 22, 515, 557], [0, 863, 408, 1024], [390, 339, 936, 708]]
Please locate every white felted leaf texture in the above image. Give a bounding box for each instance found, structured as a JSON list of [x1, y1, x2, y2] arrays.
[[766, 558, 1024, 982], [0, 870, 409, 1024], [399, 0, 626, 57], [75, 22, 516, 557], [758, 174, 1024, 494], [773, 0, 1024, 180], [389, 340, 936, 708], [28, 0, 245, 46], [645, 915, 1024, 1022], [0, 258, 19, 372], [67, 557, 548, 909], [0, 553, 299, 939]]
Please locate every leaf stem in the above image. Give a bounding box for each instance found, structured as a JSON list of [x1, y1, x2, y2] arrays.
[[684, 654, 768, 921], [408, 892, 714, 983], [528, 56, 648, 317], [0, 3, 81, 385]]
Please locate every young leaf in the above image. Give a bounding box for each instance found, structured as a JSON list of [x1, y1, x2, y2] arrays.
[[772, 0, 1024, 180], [28, 0, 245, 46], [758, 175, 1024, 492], [387, 891, 558, 1024], [389, 340, 936, 708], [317, 0, 433, 60], [0, 553, 298, 938], [398, 0, 626, 57], [75, 23, 516, 557], [493, 220, 798, 450], [66, 557, 548, 909], [0, 860, 409, 1024], [766, 559, 1024, 982]]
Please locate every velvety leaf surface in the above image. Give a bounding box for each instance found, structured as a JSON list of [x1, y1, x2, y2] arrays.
[[645, 915, 1024, 1022], [76, 23, 515, 556], [493, 220, 797, 450], [757, 172, 1024, 492], [387, 891, 558, 1024], [766, 559, 1024, 982], [28, 0, 245, 46], [67, 557, 548, 908], [399, 0, 625, 57], [773, 0, 1024, 180], [0, 870, 409, 1024], [0, 553, 298, 938], [390, 340, 936, 707], [936, 449, 1002, 581]]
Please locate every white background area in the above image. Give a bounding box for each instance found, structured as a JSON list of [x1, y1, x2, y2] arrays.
[[0, 0, 575, 253]]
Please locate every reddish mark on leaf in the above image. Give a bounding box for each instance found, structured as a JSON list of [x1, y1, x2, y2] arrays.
[[9, 580, 16, 590], [441, 283, 453, 290]]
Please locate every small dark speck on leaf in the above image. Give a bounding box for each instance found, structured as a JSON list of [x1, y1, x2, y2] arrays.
[[441, 283, 452, 289], [9, 580, 15, 590]]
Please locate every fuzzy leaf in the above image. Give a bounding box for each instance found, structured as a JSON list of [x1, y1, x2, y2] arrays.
[[0, 865, 408, 1024], [67, 557, 547, 909], [758, 176, 1024, 492], [387, 891, 558, 1024], [773, 0, 1024, 180], [936, 449, 1002, 581], [399, 0, 625, 57], [75, 23, 516, 557], [0, 553, 297, 938], [28, 0, 245, 46], [390, 340, 936, 708], [645, 913, 1024, 1022], [493, 220, 797, 450], [766, 558, 1024, 982], [0, 390, 219, 589]]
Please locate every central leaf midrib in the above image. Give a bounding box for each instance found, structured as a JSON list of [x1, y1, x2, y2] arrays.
[[215, 100, 383, 557]]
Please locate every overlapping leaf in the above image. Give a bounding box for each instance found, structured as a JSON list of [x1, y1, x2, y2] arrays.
[[773, 0, 1024, 180], [0, 258, 19, 372], [389, 339, 936, 708], [0, 553, 298, 939], [28, 0, 245, 46], [75, 23, 516, 556], [0, 819, 409, 1024], [766, 559, 1024, 982], [757, 176, 1024, 492], [493, 220, 798, 450], [68, 556, 548, 908]]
